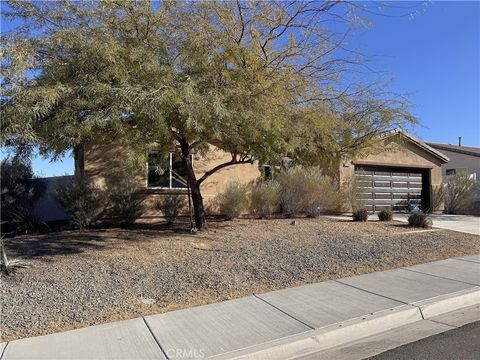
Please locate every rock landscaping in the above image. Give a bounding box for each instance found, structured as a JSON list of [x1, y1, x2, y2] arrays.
[[1, 217, 479, 342]]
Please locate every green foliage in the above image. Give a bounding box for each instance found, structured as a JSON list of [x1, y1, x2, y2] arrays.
[[2, 1, 417, 229], [0, 156, 44, 231], [377, 209, 393, 221], [408, 213, 432, 228], [215, 182, 249, 220], [249, 180, 281, 218], [55, 176, 108, 229], [352, 208, 368, 222], [105, 174, 145, 226], [277, 167, 344, 217], [444, 173, 479, 214], [155, 194, 187, 224]]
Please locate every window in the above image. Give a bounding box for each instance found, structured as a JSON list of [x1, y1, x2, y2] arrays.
[[147, 152, 189, 189], [262, 165, 273, 180], [446, 169, 456, 176]]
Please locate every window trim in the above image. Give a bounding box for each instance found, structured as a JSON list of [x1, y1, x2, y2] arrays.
[[146, 152, 191, 190]]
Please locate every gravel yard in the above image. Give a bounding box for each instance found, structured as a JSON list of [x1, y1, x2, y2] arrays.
[[1, 217, 479, 341]]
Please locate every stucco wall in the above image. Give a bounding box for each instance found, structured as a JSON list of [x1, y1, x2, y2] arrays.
[[84, 142, 261, 218], [338, 136, 445, 212], [435, 149, 480, 179]]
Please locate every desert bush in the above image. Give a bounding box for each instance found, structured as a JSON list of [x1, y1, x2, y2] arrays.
[[408, 213, 432, 228], [342, 175, 366, 212], [277, 167, 344, 217], [377, 209, 393, 221], [106, 175, 145, 226], [249, 180, 281, 218], [55, 175, 108, 229], [444, 173, 479, 214], [155, 194, 187, 224], [1, 157, 45, 231], [430, 184, 445, 212], [215, 181, 249, 219], [352, 208, 368, 222]]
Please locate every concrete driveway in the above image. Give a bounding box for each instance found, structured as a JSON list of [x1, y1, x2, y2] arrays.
[[393, 214, 480, 236]]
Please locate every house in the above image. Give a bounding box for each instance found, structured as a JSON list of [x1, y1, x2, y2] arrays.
[[79, 129, 449, 217], [426, 140, 480, 180], [426, 140, 480, 210]]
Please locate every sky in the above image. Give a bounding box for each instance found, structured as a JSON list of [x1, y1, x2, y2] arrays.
[[1, 1, 479, 177]]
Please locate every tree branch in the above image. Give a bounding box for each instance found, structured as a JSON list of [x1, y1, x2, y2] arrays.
[[197, 155, 254, 185]]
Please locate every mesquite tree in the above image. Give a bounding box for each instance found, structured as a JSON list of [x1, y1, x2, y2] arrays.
[[1, 1, 415, 229]]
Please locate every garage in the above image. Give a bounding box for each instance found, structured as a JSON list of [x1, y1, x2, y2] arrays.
[[355, 165, 430, 213]]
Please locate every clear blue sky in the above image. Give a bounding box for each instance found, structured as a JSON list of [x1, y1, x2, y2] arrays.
[[1, 1, 479, 177]]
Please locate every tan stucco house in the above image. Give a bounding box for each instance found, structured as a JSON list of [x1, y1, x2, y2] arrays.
[[77, 129, 448, 217]]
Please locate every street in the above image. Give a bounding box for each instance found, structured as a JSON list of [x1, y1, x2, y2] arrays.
[[369, 321, 480, 360]]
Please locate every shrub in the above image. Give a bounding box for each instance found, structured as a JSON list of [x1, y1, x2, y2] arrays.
[[215, 182, 249, 219], [277, 167, 344, 217], [106, 175, 145, 226], [377, 209, 393, 221], [444, 173, 479, 214], [249, 180, 281, 218], [430, 184, 445, 212], [1, 156, 45, 231], [155, 194, 187, 224], [342, 175, 366, 212], [352, 208, 368, 222], [1, 236, 29, 276], [55, 176, 108, 229], [408, 213, 432, 228]]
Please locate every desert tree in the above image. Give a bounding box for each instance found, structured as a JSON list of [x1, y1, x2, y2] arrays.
[[1, 1, 416, 229]]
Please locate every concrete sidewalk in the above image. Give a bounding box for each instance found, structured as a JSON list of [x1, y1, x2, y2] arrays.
[[2, 255, 479, 360]]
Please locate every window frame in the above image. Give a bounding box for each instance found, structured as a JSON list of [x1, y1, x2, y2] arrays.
[[146, 152, 191, 190], [445, 169, 456, 176]]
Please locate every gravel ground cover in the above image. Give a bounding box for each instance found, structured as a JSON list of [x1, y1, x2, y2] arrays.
[[1, 217, 479, 341]]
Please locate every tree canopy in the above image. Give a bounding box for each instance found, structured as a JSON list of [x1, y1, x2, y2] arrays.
[[1, 1, 417, 229]]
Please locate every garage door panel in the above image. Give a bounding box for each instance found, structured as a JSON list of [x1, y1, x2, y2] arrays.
[[355, 166, 425, 213]]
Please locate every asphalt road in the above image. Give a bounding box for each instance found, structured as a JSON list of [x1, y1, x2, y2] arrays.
[[368, 321, 480, 360]]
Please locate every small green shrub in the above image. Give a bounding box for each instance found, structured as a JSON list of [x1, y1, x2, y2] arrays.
[[277, 167, 344, 217], [215, 182, 249, 219], [55, 176, 108, 229], [249, 180, 281, 218], [106, 175, 145, 226], [377, 209, 393, 221], [352, 208, 368, 222], [408, 213, 432, 228], [155, 194, 187, 224]]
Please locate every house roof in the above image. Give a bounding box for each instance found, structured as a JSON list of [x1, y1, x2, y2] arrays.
[[426, 142, 480, 158], [384, 129, 450, 163]]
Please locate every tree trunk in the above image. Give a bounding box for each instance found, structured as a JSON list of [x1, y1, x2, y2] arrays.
[[180, 139, 207, 230]]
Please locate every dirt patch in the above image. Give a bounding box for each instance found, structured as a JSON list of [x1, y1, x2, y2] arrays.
[[1, 217, 479, 341]]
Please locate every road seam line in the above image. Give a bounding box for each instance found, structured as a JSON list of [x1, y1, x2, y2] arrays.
[[427, 318, 459, 329], [401, 267, 479, 287], [334, 280, 409, 305], [141, 317, 170, 360], [0, 342, 8, 360], [453, 258, 480, 265], [253, 294, 315, 330]]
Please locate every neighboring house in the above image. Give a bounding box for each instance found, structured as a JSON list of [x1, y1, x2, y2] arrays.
[[426, 141, 480, 208], [426, 141, 480, 180], [78, 129, 449, 216]]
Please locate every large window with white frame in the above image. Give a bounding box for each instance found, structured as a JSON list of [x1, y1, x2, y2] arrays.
[[147, 152, 190, 189]]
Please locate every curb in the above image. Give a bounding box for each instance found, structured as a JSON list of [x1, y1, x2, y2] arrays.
[[222, 289, 480, 359], [413, 287, 480, 319]]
